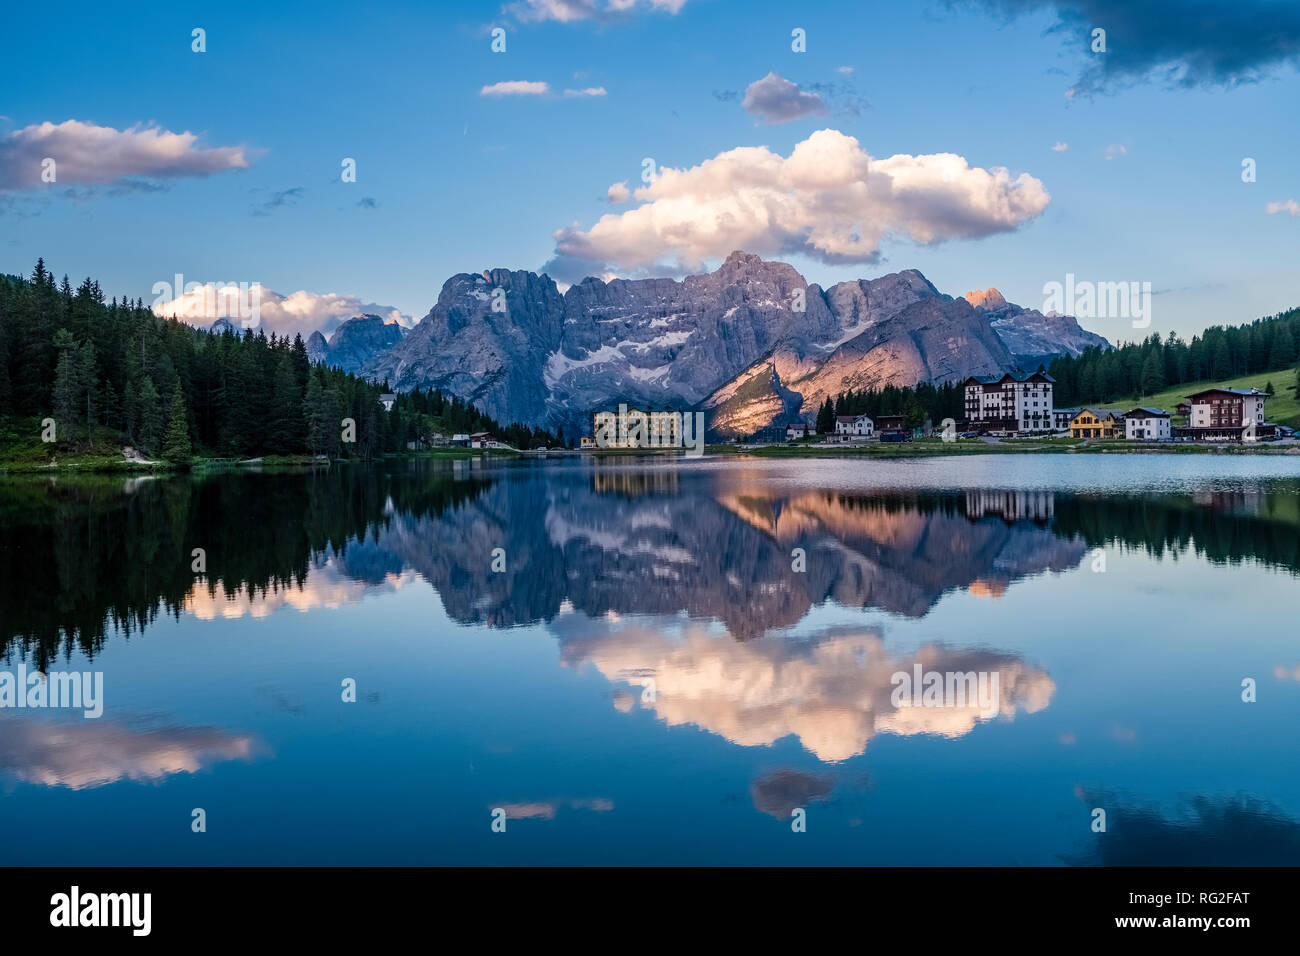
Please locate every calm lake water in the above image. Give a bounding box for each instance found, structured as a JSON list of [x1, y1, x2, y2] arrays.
[[3, 454, 1300, 865]]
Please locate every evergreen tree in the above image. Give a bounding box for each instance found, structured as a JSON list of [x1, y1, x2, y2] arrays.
[[162, 387, 192, 463], [51, 329, 82, 446], [1211, 339, 1232, 380], [304, 374, 329, 458], [77, 341, 98, 445], [816, 397, 835, 434], [1270, 325, 1296, 370], [0, 322, 11, 417], [100, 378, 120, 431], [1140, 350, 1165, 396], [271, 354, 304, 454], [137, 376, 164, 454]]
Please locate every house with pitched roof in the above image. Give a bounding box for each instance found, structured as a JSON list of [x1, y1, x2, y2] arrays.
[[834, 414, 874, 438], [1123, 407, 1171, 441], [1069, 408, 1123, 439]]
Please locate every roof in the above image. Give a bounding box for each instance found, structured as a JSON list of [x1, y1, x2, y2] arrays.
[[1123, 407, 1170, 418], [964, 370, 1056, 386], [1073, 408, 1123, 421], [469, 432, 493, 438], [1055, 407, 1081, 415], [1187, 387, 1268, 400], [835, 414, 870, 422]]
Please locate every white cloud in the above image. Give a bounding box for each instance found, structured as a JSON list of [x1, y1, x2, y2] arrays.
[[1051, 141, 1069, 152], [553, 616, 1054, 763], [563, 86, 608, 97], [0, 716, 258, 790], [154, 284, 413, 339], [1104, 143, 1127, 160], [742, 72, 828, 125], [505, 0, 687, 23], [1266, 199, 1300, 218], [606, 181, 631, 203], [0, 119, 249, 190], [479, 80, 550, 96], [836, 65, 855, 75], [549, 128, 1050, 277]]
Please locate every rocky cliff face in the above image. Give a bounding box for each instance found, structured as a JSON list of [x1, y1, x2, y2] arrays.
[[364, 269, 565, 424], [360, 254, 1110, 435], [306, 314, 407, 375], [708, 271, 1017, 435], [963, 287, 1110, 368]]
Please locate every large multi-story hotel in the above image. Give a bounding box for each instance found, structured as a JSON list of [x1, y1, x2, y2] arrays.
[[962, 371, 1056, 434], [1181, 387, 1272, 441]]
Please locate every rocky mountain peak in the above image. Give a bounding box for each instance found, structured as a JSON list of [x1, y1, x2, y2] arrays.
[[307, 313, 408, 374], [965, 287, 1008, 311]]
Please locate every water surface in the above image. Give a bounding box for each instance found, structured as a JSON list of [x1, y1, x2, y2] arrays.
[[2, 454, 1299, 865]]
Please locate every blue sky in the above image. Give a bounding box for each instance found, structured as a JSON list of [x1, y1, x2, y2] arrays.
[[3, 0, 1299, 344]]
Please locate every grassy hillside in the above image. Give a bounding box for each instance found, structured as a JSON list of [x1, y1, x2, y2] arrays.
[[1124, 372, 1300, 428]]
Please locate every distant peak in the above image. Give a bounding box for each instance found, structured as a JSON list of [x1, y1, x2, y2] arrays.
[[964, 287, 1007, 310], [722, 250, 762, 267]]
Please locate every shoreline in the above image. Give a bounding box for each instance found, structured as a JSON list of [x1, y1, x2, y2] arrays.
[[4, 439, 1299, 475]]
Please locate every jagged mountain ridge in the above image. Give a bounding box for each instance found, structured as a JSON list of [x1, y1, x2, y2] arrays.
[[361, 252, 1110, 436], [305, 313, 408, 375], [963, 286, 1111, 369]]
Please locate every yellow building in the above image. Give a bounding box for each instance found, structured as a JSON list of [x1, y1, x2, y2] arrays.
[[1069, 408, 1123, 439]]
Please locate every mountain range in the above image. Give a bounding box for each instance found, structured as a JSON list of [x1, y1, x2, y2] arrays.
[[303, 252, 1109, 436]]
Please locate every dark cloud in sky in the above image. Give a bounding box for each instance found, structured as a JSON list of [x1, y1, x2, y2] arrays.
[[805, 80, 871, 117], [961, 0, 1300, 94], [252, 186, 303, 217], [742, 72, 828, 124]]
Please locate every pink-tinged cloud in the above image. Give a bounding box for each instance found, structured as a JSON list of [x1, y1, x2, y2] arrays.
[[154, 285, 413, 339], [0, 120, 249, 190], [505, 0, 687, 23], [0, 716, 261, 790], [549, 128, 1050, 278]]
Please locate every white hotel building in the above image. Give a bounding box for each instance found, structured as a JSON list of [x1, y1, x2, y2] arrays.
[[962, 371, 1056, 435]]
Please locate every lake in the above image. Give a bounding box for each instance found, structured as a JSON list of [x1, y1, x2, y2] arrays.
[[2, 454, 1300, 865]]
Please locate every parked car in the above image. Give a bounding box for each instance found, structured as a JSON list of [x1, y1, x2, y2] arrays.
[[880, 431, 912, 443]]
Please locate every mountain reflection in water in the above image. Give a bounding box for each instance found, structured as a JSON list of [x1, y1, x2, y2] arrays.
[[2, 458, 1300, 864]]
